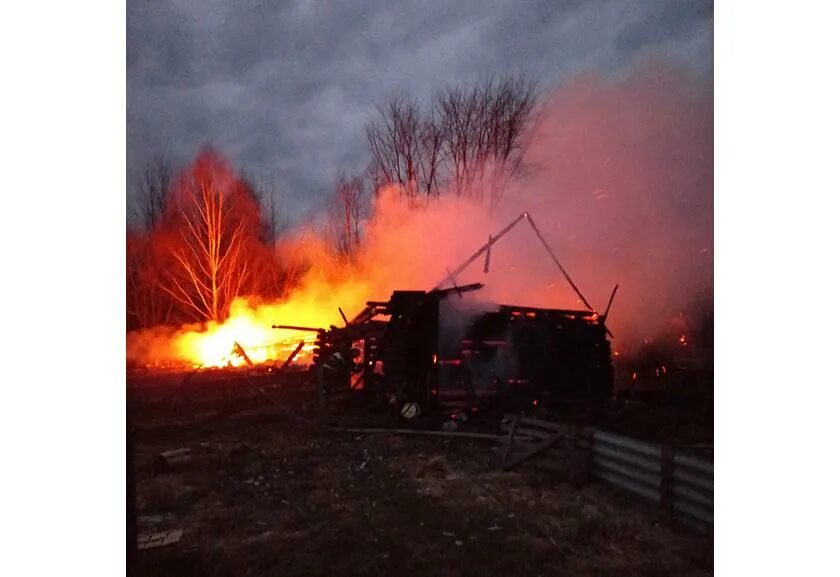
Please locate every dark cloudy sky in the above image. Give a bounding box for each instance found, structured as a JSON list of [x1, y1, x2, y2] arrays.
[[127, 0, 712, 224]]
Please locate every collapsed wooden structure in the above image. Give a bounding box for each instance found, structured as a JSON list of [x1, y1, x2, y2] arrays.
[[273, 212, 617, 421], [306, 212, 618, 419], [311, 284, 613, 420]]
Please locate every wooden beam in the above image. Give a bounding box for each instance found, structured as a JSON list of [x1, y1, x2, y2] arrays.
[[331, 427, 500, 441], [272, 324, 322, 332], [499, 414, 521, 467], [502, 431, 567, 471], [276, 341, 305, 374]]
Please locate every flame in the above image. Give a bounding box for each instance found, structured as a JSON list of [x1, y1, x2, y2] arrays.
[[173, 306, 313, 369], [180, 283, 368, 368], [127, 261, 372, 369]]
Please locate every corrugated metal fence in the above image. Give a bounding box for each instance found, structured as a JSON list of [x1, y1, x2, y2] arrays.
[[591, 429, 713, 530], [498, 415, 713, 531]]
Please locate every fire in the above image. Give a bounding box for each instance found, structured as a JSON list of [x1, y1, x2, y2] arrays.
[[128, 268, 373, 369], [180, 289, 365, 368], [173, 306, 310, 368]]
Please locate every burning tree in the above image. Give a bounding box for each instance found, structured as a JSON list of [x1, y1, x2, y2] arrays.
[[158, 148, 265, 323], [126, 231, 175, 329]]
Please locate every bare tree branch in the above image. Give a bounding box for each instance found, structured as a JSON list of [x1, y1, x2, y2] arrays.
[[134, 155, 172, 231], [365, 75, 537, 207]]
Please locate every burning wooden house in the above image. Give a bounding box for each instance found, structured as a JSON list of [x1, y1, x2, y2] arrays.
[[263, 212, 619, 421], [311, 282, 614, 419]]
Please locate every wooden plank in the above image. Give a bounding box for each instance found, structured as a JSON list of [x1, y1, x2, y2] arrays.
[[502, 431, 566, 471], [501, 419, 568, 433], [502, 414, 566, 430], [155, 448, 191, 472], [518, 417, 570, 433], [332, 427, 499, 441], [499, 415, 521, 467], [276, 341, 305, 374], [491, 435, 546, 453], [500, 424, 556, 442], [137, 529, 183, 550], [501, 422, 575, 443]]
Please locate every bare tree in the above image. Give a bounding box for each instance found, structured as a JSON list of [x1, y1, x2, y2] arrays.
[[366, 92, 443, 201], [365, 75, 537, 207], [436, 74, 537, 205], [327, 172, 366, 258], [252, 180, 297, 299], [257, 182, 287, 247], [135, 155, 172, 231], [159, 149, 261, 322]]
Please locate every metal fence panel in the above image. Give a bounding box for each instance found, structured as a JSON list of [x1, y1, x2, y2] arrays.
[[592, 444, 661, 474], [593, 468, 661, 502], [592, 430, 660, 458], [674, 453, 714, 476], [592, 455, 661, 489], [673, 483, 714, 509], [592, 427, 713, 530], [673, 499, 714, 526], [672, 466, 714, 492]]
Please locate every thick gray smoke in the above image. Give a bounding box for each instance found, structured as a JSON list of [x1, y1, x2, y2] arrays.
[[494, 59, 713, 349], [351, 60, 712, 354]]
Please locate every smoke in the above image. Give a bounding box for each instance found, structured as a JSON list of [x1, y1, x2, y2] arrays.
[[127, 58, 712, 367], [340, 59, 712, 354]]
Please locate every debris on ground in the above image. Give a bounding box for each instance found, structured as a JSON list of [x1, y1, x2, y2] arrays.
[[128, 374, 713, 577], [137, 529, 183, 550], [155, 447, 192, 473]]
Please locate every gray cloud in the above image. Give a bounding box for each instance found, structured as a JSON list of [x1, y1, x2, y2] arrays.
[[127, 0, 712, 224]]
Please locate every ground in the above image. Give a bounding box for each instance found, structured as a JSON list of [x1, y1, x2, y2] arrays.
[[128, 370, 713, 576]]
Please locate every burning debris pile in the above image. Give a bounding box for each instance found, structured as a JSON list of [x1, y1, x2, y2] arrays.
[[304, 211, 619, 421], [314, 284, 614, 421], [127, 296, 336, 370]]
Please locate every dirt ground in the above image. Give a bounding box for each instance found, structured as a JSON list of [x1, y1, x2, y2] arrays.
[[128, 371, 713, 576]]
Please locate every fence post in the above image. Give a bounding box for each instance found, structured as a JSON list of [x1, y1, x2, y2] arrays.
[[499, 414, 521, 468], [570, 426, 593, 486], [660, 444, 674, 517]]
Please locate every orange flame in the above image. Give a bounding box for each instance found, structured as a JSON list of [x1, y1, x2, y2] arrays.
[[128, 263, 372, 369]]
